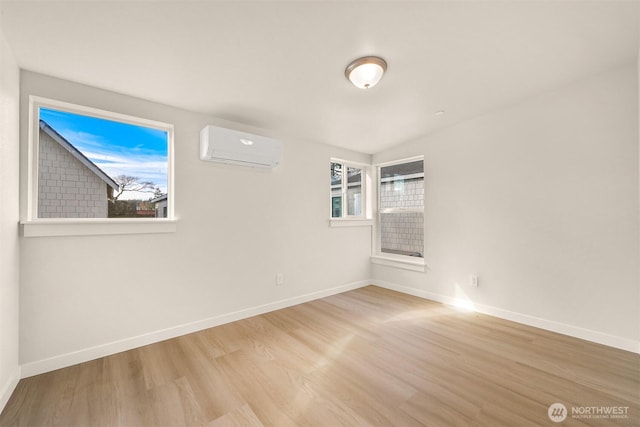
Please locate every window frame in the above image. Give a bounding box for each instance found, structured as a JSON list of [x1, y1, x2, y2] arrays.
[[329, 158, 372, 227], [21, 96, 176, 237], [371, 155, 426, 271]]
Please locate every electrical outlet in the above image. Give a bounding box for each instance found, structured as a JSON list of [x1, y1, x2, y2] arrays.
[[276, 273, 284, 286], [470, 275, 479, 287]]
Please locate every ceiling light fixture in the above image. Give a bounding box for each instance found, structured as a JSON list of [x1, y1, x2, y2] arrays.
[[239, 138, 254, 146], [345, 56, 387, 89]]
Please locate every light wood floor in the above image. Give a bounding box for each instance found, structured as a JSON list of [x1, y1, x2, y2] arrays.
[[1, 286, 638, 426]]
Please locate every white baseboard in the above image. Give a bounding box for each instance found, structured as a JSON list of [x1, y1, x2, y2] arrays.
[[0, 365, 20, 414], [373, 280, 640, 354], [20, 280, 370, 378]]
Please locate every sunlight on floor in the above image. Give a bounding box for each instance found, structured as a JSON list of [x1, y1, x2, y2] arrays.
[[287, 333, 356, 423], [452, 282, 477, 312], [325, 334, 355, 362], [383, 307, 449, 323]]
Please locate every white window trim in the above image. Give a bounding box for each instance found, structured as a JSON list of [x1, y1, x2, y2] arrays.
[[379, 207, 423, 214], [380, 172, 424, 183], [23, 96, 176, 237], [329, 158, 372, 227], [370, 254, 426, 272], [373, 155, 425, 268], [329, 218, 374, 227], [21, 218, 178, 238]]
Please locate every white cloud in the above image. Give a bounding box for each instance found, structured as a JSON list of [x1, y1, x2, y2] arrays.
[[63, 133, 168, 195]]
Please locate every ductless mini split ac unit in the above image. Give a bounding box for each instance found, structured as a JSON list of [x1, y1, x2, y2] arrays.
[[199, 125, 283, 168]]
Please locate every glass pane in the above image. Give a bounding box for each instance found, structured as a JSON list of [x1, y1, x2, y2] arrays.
[[332, 196, 342, 218], [38, 107, 168, 219], [330, 162, 342, 218], [331, 162, 342, 182], [346, 167, 362, 216], [380, 160, 424, 209], [380, 211, 424, 257]]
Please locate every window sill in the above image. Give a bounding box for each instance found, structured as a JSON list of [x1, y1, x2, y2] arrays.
[[329, 218, 374, 228], [20, 219, 178, 237], [370, 255, 426, 272]]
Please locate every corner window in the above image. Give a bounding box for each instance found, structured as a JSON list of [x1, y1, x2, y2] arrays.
[[22, 97, 175, 237], [377, 158, 424, 259]]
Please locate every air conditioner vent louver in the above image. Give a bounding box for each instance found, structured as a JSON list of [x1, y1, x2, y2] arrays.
[[200, 125, 282, 169]]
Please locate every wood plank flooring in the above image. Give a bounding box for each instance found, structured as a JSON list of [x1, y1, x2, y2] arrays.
[[1, 286, 638, 426]]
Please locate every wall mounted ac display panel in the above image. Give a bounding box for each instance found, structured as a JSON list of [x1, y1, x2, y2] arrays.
[[200, 125, 282, 168]]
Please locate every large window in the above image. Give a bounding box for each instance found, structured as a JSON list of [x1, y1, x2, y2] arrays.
[[378, 158, 424, 258], [28, 97, 173, 221], [330, 160, 364, 219]]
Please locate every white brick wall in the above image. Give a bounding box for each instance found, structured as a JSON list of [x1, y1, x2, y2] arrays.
[[380, 211, 424, 256], [380, 178, 424, 256], [380, 178, 424, 209], [38, 130, 109, 218]]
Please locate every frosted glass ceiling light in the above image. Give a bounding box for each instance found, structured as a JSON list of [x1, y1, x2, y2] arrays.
[[345, 56, 387, 89]]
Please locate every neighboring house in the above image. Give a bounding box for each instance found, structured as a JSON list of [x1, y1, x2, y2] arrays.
[[150, 194, 168, 218], [38, 120, 119, 218], [379, 161, 424, 257], [330, 170, 362, 217]]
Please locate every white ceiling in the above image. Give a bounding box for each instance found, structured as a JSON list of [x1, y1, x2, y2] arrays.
[[1, 1, 638, 154]]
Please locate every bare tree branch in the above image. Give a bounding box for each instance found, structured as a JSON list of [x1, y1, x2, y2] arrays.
[[112, 175, 157, 201]]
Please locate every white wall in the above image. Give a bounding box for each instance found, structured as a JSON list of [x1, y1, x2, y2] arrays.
[[19, 71, 372, 374], [373, 63, 640, 351], [0, 18, 21, 411]]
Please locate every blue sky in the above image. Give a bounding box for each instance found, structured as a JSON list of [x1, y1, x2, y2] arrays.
[[40, 107, 168, 200]]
